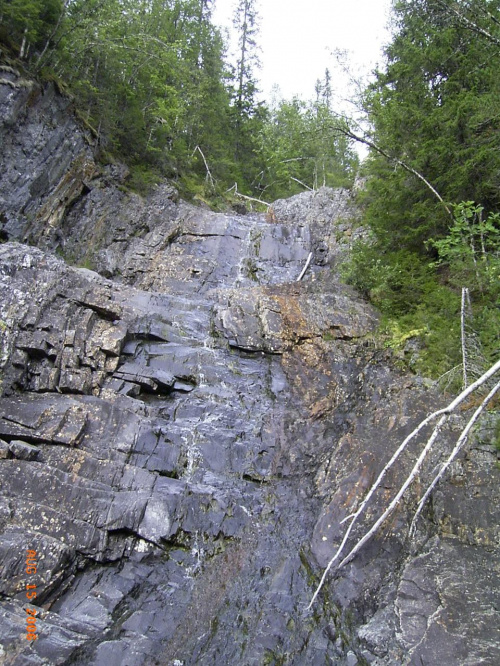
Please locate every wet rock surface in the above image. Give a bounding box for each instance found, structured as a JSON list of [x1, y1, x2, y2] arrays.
[[1, 76, 499, 666], [0, 71, 96, 247]]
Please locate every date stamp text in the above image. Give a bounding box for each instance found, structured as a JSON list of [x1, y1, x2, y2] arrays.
[[25, 549, 38, 641]]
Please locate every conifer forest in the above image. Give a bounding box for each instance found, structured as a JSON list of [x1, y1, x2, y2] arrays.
[[0, 0, 499, 380]]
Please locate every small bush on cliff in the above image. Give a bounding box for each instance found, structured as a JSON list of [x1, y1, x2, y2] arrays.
[[341, 200, 499, 381], [340, 0, 500, 381], [126, 166, 163, 197], [341, 241, 464, 378]]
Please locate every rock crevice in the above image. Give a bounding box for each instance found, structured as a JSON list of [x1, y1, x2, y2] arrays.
[[0, 75, 499, 666]]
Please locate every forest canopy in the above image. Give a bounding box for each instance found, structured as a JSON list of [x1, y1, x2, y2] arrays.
[[0, 0, 358, 200], [346, 0, 500, 379], [0, 0, 498, 379]]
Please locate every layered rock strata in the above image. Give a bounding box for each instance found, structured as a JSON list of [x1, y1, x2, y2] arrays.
[[0, 75, 499, 666]]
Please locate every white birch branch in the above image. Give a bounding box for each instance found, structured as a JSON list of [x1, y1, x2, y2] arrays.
[[335, 124, 453, 218], [226, 182, 270, 207], [290, 177, 314, 192], [437, 0, 500, 48], [307, 357, 500, 608], [409, 378, 500, 536], [333, 414, 448, 572], [307, 412, 448, 610], [461, 287, 469, 388], [297, 252, 313, 282], [234, 192, 271, 207], [192, 145, 215, 190]]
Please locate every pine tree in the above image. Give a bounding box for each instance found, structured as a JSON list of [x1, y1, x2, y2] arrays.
[[315, 68, 332, 109], [233, 0, 260, 119], [230, 0, 265, 190]]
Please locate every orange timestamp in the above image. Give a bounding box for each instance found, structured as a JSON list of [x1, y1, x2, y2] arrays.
[[25, 549, 38, 641]]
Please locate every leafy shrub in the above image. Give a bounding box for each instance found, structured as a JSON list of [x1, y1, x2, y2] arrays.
[[341, 199, 499, 379]]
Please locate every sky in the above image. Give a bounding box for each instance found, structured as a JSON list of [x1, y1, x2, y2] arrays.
[[213, 0, 393, 104]]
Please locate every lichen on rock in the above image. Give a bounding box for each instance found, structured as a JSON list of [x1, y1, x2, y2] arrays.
[[0, 73, 499, 666]]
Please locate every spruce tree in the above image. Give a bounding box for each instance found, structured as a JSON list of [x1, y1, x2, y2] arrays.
[[230, 0, 265, 190], [344, 0, 500, 376], [364, 0, 500, 253]]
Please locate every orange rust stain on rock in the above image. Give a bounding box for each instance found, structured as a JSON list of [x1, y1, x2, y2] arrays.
[[341, 466, 373, 510], [310, 397, 331, 420], [272, 293, 311, 342]]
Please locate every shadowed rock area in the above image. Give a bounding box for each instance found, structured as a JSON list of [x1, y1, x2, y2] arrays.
[[1, 76, 499, 666]]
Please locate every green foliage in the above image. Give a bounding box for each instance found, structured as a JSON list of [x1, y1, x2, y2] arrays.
[[0, 0, 62, 54], [340, 240, 439, 315], [126, 165, 163, 196], [232, 0, 260, 110], [227, 0, 268, 192], [346, 1, 500, 379], [257, 96, 358, 200], [363, 0, 500, 254], [0, 0, 358, 201], [428, 201, 499, 366], [18, 0, 238, 190], [342, 205, 500, 377], [341, 239, 463, 377], [494, 417, 500, 451], [428, 201, 500, 295]]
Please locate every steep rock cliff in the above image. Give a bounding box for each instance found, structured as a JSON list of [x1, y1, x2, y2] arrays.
[[0, 75, 499, 666]]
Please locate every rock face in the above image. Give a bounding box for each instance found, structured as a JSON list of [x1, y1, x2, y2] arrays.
[[1, 76, 499, 666], [0, 68, 96, 247]]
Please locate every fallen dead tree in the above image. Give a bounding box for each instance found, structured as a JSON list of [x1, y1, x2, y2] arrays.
[[308, 356, 500, 609]]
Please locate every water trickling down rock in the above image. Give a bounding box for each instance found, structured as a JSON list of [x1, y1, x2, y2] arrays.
[[0, 74, 499, 666]]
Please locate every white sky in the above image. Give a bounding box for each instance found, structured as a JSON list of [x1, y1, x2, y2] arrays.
[[213, 0, 393, 103]]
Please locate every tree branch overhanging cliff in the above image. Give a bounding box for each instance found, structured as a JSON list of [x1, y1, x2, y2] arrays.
[[327, 116, 453, 218], [308, 356, 500, 609]]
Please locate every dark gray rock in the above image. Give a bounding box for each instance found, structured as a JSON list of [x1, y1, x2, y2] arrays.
[[1, 238, 498, 666], [269, 186, 369, 274], [214, 281, 378, 353], [8, 440, 40, 461], [0, 71, 499, 666], [0, 439, 11, 459], [0, 76, 96, 247]]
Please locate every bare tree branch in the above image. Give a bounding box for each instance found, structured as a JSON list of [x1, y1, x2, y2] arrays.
[[192, 145, 216, 191], [410, 378, 500, 536], [307, 356, 500, 609], [226, 182, 270, 207], [290, 177, 313, 192], [436, 0, 500, 48], [333, 414, 448, 573], [297, 252, 313, 282], [461, 287, 470, 388], [338, 124, 453, 218]]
